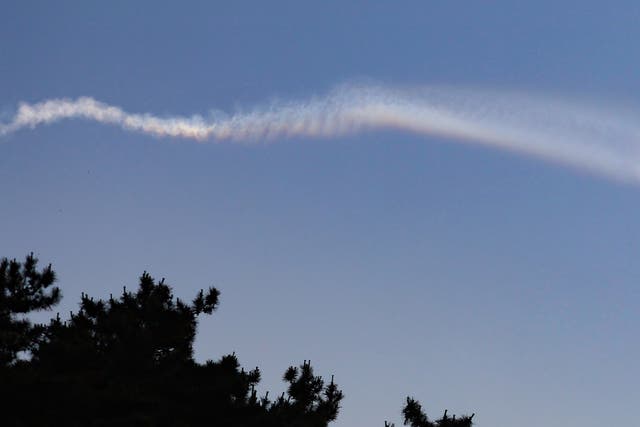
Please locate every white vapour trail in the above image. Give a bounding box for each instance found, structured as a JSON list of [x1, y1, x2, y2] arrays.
[[2, 84, 640, 182]]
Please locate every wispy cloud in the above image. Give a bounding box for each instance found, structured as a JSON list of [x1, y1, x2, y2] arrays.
[[2, 84, 640, 183]]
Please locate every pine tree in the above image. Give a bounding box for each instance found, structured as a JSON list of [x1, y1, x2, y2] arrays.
[[2, 256, 344, 427], [385, 397, 475, 427], [33, 271, 220, 372], [0, 253, 60, 366], [1, 254, 474, 427]]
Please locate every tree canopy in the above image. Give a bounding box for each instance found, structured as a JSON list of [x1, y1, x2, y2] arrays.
[[0, 253, 60, 366], [0, 254, 473, 427]]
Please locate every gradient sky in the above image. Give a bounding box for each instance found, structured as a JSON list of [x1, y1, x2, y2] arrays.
[[2, 2, 640, 426]]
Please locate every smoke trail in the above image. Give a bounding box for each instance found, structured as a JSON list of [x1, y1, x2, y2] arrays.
[[2, 84, 640, 183]]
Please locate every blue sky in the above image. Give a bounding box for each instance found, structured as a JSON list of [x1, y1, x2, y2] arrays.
[[2, 2, 640, 426]]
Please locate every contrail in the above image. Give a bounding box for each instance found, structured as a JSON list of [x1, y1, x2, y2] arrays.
[[2, 84, 640, 183]]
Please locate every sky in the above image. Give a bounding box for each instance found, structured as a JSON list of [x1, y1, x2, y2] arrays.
[[2, 1, 640, 426]]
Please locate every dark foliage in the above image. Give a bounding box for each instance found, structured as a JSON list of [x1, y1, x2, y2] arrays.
[[384, 397, 475, 427], [0, 254, 473, 427], [0, 253, 60, 366], [0, 255, 342, 427]]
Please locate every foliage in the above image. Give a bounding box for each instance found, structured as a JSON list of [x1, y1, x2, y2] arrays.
[[0, 255, 342, 426], [0, 254, 473, 427], [0, 253, 60, 366], [384, 397, 475, 427]]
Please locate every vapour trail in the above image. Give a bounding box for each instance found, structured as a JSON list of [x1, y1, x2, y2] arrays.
[[2, 84, 640, 183]]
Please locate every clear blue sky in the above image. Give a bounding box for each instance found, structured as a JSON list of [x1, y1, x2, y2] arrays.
[[2, 2, 640, 426]]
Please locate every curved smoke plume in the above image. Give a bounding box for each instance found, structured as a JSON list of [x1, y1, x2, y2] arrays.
[[2, 84, 640, 183]]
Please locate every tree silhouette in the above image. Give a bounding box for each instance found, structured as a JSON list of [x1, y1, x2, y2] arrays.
[[0, 253, 60, 366], [1, 254, 474, 427], [33, 272, 220, 372], [389, 397, 474, 427], [0, 255, 343, 427]]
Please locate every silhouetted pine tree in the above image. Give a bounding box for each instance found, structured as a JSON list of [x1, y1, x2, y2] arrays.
[[0, 253, 60, 366], [33, 272, 220, 372], [385, 397, 474, 427], [0, 255, 343, 427], [2, 254, 474, 427]]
